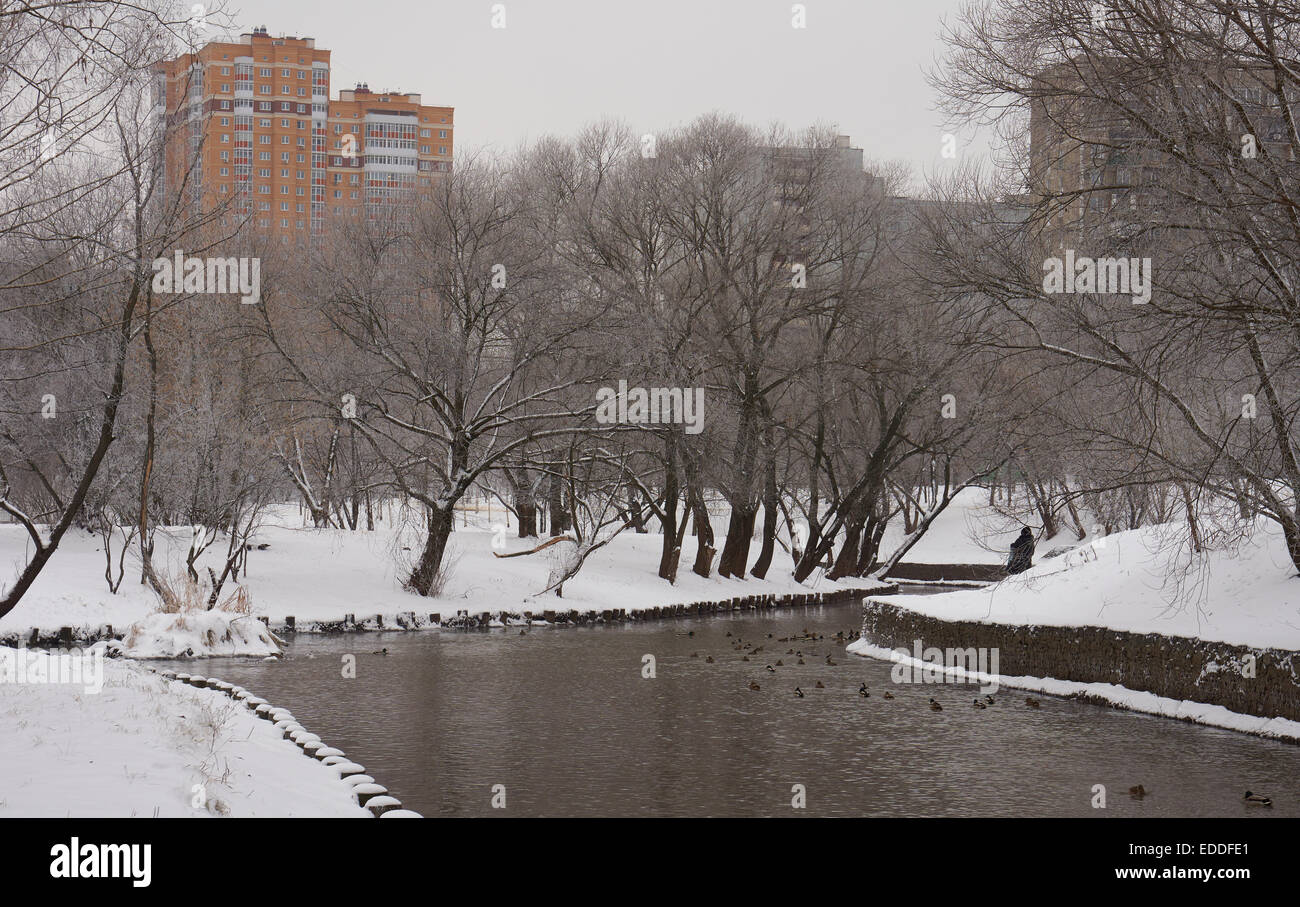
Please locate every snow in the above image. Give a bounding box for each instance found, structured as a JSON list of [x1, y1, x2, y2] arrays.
[[864, 520, 1300, 650], [0, 647, 368, 817], [113, 609, 284, 659], [847, 638, 1300, 742], [876, 487, 1039, 564], [0, 508, 891, 638]]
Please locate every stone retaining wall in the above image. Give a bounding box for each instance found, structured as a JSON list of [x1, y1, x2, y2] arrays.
[[862, 599, 1300, 723]]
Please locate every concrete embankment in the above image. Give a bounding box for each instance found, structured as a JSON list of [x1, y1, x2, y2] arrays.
[[860, 598, 1300, 724]]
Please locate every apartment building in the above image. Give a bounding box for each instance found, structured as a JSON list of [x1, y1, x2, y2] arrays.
[[1028, 59, 1296, 240], [154, 26, 453, 245]]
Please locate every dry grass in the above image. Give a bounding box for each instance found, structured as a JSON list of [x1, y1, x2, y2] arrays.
[[150, 570, 252, 615]]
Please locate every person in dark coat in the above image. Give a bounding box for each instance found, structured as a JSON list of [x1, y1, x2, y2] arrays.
[[1005, 527, 1035, 575]]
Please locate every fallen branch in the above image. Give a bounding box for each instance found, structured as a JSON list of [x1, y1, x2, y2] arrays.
[[492, 535, 576, 558]]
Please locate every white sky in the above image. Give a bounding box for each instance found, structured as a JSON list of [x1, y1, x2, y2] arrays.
[[226, 0, 987, 181]]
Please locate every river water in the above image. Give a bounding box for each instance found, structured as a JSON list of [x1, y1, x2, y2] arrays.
[[157, 600, 1300, 817]]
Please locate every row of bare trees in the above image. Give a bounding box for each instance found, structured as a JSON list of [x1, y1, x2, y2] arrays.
[[7, 0, 1294, 619]]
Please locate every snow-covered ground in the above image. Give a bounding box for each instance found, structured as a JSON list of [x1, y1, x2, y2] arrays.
[[876, 487, 1029, 563], [0, 645, 367, 817], [864, 520, 1300, 650], [0, 502, 892, 643]]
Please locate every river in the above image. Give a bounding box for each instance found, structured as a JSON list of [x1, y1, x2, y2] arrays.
[[157, 598, 1300, 817]]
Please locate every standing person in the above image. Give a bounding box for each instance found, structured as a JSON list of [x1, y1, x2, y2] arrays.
[[1005, 527, 1035, 575]]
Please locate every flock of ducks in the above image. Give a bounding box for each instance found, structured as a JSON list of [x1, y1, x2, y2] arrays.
[[698, 627, 1052, 713], [695, 623, 1276, 810]]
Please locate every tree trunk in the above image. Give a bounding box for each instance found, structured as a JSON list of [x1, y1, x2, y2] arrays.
[[658, 434, 683, 582], [749, 453, 779, 579], [408, 506, 455, 596], [717, 506, 757, 578]]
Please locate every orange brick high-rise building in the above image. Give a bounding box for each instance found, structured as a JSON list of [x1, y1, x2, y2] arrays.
[[155, 26, 453, 245]]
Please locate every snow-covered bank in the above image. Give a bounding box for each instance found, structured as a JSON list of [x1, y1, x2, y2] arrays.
[[0, 518, 891, 641], [868, 521, 1300, 650], [847, 638, 1300, 743], [0, 646, 368, 817]]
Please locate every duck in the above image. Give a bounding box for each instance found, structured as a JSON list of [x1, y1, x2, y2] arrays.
[[742, 655, 750, 662], [1129, 785, 1147, 799], [705, 656, 714, 663], [1025, 697, 1041, 709], [984, 695, 995, 705], [372, 648, 389, 656], [1243, 790, 1272, 806], [797, 658, 805, 665], [748, 681, 761, 691], [776, 659, 784, 666], [815, 681, 825, 689], [882, 691, 894, 699], [929, 698, 943, 712], [972, 699, 987, 710], [826, 657, 837, 666], [794, 687, 805, 698], [859, 683, 869, 697], [766, 664, 776, 673]]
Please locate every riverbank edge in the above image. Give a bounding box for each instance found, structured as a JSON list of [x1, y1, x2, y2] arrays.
[[2, 583, 894, 648], [149, 667, 418, 816], [852, 598, 1300, 740]]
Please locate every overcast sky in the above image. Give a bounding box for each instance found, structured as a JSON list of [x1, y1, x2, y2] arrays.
[[230, 0, 984, 182]]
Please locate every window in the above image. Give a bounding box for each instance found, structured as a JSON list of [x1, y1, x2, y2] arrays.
[[439, 130, 447, 138], [220, 133, 230, 143], [259, 68, 271, 77], [259, 84, 271, 94], [220, 117, 230, 126]]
